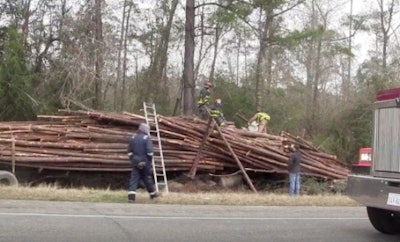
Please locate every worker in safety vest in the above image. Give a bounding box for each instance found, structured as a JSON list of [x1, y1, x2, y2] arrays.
[[197, 81, 212, 120], [209, 98, 225, 126], [249, 111, 270, 133]]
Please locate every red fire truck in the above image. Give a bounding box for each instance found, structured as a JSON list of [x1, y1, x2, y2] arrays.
[[347, 88, 400, 234]]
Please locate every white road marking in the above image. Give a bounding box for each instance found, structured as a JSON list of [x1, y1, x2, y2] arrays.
[[0, 212, 367, 220]]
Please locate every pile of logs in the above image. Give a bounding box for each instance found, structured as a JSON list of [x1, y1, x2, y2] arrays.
[[0, 109, 350, 181]]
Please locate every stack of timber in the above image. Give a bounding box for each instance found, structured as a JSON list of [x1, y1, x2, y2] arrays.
[[0, 110, 350, 180]]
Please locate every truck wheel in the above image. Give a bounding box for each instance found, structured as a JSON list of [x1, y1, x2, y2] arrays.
[[367, 207, 400, 234], [0, 171, 18, 186]]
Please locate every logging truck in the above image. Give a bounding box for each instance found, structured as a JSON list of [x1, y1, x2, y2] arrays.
[[347, 88, 400, 234], [0, 170, 18, 186]]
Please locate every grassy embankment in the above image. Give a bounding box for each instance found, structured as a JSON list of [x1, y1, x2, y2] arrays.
[[0, 184, 360, 206]]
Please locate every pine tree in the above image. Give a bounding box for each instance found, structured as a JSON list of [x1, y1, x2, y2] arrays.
[[0, 27, 36, 121]]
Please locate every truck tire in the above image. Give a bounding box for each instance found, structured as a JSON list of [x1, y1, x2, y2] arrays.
[[367, 207, 400, 234], [0, 171, 18, 186]]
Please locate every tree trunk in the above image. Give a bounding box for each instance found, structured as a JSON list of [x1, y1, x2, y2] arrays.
[[304, 0, 318, 138], [156, 0, 179, 104], [209, 24, 221, 83], [255, 9, 271, 111], [21, 0, 31, 36], [120, 1, 132, 111], [93, 0, 104, 110], [265, 8, 274, 90], [378, 0, 395, 78], [114, 0, 128, 110], [344, 0, 353, 101], [183, 0, 195, 116]]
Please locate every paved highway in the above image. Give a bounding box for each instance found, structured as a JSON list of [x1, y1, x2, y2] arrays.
[[0, 200, 399, 242]]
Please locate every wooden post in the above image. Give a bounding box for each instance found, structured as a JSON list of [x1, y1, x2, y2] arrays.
[[213, 121, 258, 193], [11, 137, 15, 174], [192, 107, 258, 193], [188, 116, 213, 179]]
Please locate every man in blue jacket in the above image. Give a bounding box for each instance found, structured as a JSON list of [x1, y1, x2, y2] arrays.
[[127, 123, 159, 202]]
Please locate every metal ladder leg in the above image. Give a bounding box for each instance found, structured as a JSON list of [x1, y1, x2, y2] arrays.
[[143, 102, 169, 193]]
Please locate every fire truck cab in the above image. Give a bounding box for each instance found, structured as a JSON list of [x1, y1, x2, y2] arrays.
[[347, 88, 400, 234]]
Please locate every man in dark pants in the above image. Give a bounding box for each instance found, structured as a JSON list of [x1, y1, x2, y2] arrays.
[[197, 81, 212, 120], [127, 123, 159, 202], [209, 98, 225, 126], [287, 143, 302, 196]]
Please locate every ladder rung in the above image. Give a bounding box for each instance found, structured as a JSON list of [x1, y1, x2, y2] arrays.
[[144, 102, 168, 193]]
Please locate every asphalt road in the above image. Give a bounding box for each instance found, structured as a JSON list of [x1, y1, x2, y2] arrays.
[[0, 200, 399, 242]]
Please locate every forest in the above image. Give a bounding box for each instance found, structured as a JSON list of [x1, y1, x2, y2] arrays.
[[0, 0, 399, 166]]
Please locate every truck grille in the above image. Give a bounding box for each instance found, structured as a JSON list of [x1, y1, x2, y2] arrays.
[[373, 106, 400, 173]]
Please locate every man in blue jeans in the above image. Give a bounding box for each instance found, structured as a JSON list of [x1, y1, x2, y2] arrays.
[[287, 143, 302, 196]]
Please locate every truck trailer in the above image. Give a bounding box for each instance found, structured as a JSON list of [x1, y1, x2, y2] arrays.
[[347, 88, 400, 234]]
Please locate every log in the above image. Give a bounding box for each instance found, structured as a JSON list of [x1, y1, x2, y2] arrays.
[[0, 109, 350, 182]]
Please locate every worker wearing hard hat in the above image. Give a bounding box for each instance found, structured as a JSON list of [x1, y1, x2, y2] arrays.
[[209, 98, 225, 126], [248, 111, 270, 133], [197, 81, 212, 120]]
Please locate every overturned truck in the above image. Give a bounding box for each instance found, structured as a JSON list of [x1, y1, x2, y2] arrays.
[[0, 109, 350, 190]]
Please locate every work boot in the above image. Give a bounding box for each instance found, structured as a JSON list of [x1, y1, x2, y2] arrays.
[[128, 194, 135, 203], [150, 192, 159, 199]]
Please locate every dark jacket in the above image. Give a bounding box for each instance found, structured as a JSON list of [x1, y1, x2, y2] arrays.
[[127, 131, 153, 166], [198, 87, 211, 106], [288, 150, 302, 173], [209, 103, 223, 118]]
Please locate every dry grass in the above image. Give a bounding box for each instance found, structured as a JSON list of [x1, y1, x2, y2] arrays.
[[0, 184, 360, 206]]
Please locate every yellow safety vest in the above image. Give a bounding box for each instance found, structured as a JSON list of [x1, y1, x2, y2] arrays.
[[257, 112, 270, 122]]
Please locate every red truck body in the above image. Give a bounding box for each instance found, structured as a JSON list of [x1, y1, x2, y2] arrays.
[[355, 148, 372, 167]]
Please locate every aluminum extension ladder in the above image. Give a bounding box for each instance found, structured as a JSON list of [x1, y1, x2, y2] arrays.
[[143, 102, 169, 193]]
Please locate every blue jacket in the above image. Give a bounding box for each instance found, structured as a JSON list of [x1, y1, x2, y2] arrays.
[[128, 131, 153, 165]]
